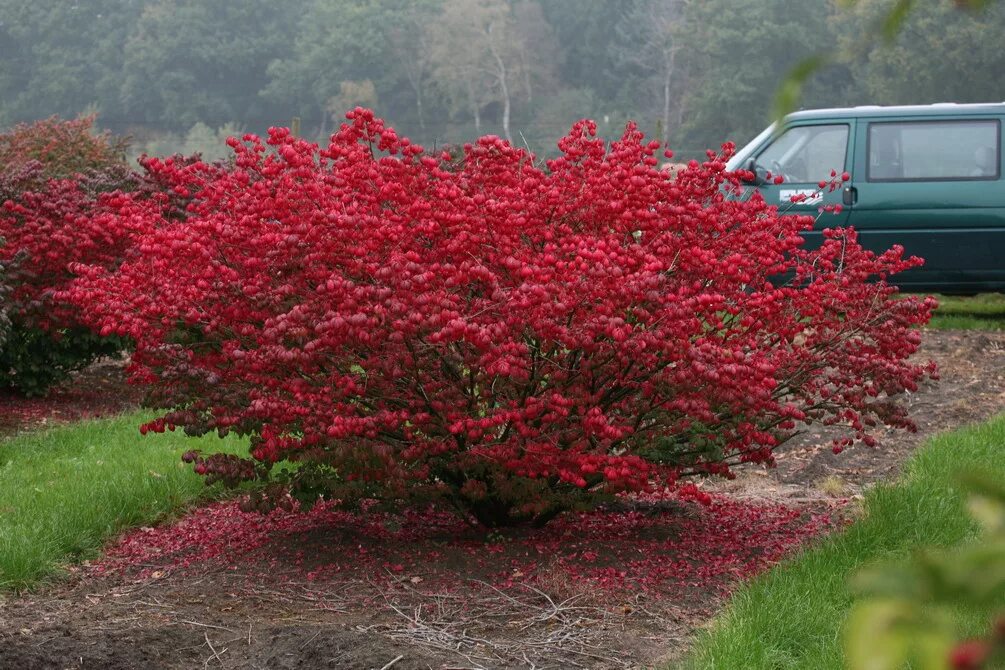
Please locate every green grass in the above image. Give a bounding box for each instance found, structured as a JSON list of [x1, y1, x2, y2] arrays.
[[0, 412, 247, 590], [927, 293, 1005, 331], [681, 414, 1005, 669]]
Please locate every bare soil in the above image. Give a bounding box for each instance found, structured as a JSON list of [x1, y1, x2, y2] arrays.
[[0, 571, 686, 670], [713, 330, 1005, 505], [1, 330, 1003, 670]]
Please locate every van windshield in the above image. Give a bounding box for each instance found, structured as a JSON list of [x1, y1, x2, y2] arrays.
[[753, 124, 849, 183]]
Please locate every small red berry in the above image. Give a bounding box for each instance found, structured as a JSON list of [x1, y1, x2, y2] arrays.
[[948, 640, 990, 670]]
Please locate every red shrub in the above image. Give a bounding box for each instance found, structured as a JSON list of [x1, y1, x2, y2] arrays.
[[0, 252, 10, 350], [3, 178, 143, 324], [0, 171, 149, 394], [66, 109, 935, 525], [0, 116, 137, 394], [0, 116, 215, 394], [0, 153, 215, 323]]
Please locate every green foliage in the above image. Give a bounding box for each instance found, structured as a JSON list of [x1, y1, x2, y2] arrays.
[[838, 0, 1005, 107], [775, 0, 1005, 121], [540, 0, 641, 104], [679, 0, 852, 151], [132, 121, 244, 163], [0, 1, 143, 127], [529, 88, 602, 147], [120, 0, 305, 130], [681, 414, 1005, 669], [261, 0, 436, 139], [0, 326, 123, 397], [772, 54, 832, 127], [0, 412, 248, 590], [845, 471, 1005, 670]]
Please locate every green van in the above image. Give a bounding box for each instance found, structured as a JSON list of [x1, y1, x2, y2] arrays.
[[726, 103, 1005, 294]]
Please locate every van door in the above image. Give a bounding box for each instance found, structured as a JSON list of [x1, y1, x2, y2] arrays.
[[746, 120, 854, 229], [845, 117, 1004, 293]]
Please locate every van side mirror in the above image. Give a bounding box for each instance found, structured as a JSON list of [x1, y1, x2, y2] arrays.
[[741, 158, 769, 186]]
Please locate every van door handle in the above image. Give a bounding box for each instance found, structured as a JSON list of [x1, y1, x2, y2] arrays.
[[842, 186, 858, 206]]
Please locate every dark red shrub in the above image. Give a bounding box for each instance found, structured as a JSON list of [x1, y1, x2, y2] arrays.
[[0, 116, 138, 394], [0, 152, 216, 325], [0, 246, 10, 351], [0, 173, 146, 394], [0, 115, 220, 394], [67, 109, 935, 525]]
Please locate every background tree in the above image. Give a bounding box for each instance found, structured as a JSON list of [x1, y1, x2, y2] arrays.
[[262, 0, 388, 139], [385, 0, 443, 135], [426, 0, 510, 138], [510, 2, 559, 109], [0, 0, 141, 128], [0, 0, 1002, 160], [120, 0, 303, 131], [426, 0, 555, 142], [613, 0, 690, 145], [838, 0, 1005, 105], [539, 0, 642, 106], [677, 0, 852, 151], [136, 121, 245, 162]]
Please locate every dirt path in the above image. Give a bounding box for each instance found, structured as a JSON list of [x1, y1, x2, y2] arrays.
[[714, 330, 1005, 504], [1, 330, 1003, 670]]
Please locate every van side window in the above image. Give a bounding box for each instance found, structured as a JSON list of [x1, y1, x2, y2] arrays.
[[868, 120, 1000, 181], [755, 124, 848, 183]]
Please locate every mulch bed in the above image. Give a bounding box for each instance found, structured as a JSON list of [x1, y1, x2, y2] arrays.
[[1, 329, 1003, 669]]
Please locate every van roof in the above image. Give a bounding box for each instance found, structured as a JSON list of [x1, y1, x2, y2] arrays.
[[787, 102, 1005, 121]]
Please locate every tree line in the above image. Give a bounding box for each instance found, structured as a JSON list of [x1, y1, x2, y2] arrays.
[[1, 0, 1003, 160]]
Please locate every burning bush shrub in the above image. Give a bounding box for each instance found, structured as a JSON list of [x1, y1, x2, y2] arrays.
[[0, 169, 143, 395], [67, 110, 935, 525], [0, 113, 223, 395], [0, 240, 10, 352], [0, 118, 137, 394]]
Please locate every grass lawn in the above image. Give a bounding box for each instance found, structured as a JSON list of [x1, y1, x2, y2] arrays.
[[680, 414, 1005, 669], [927, 293, 1005, 330], [0, 412, 247, 590]]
